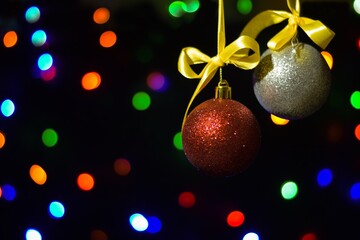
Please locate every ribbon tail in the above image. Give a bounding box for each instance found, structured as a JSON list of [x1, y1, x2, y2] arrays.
[[300, 18, 335, 49], [181, 65, 218, 131]]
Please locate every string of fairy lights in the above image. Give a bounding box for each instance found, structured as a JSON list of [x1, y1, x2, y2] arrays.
[[0, 1, 360, 240]]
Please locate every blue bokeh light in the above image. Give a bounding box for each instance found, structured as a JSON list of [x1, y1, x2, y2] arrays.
[[317, 168, 333, 187]]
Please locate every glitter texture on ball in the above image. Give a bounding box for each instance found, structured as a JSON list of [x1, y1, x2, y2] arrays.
[[182, 98, 261, 177], [253, 42, 331, 120]]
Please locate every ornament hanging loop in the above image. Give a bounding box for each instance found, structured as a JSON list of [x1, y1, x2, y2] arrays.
[[215, 79, 232, 99]]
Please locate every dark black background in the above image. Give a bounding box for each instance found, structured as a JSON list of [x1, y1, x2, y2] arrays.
[[0, 0, 359, 239]]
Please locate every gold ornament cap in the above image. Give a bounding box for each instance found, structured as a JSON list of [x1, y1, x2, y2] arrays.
[[215, 80, 232, 99]]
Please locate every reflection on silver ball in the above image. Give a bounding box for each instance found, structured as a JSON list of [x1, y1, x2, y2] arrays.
[[253, 43, 331, 119]]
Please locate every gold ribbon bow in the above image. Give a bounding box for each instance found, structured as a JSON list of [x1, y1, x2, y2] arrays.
[[241, 0, 335, 50], [178, 0, 260, 130]]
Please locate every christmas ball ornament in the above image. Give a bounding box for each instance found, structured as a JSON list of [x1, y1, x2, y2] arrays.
[[253, 42, 331, 119], [182, 81, 261, 177]]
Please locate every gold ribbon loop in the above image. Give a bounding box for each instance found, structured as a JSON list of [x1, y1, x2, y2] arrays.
[[178, 0, 260, 130], [241, 0, 335, 51]]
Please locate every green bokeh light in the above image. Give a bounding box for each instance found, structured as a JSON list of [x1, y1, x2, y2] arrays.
[[350, 91, 360, 109], [354, 0, 360, 14], [32, 30, 47, 47], [281, 181, 298, 200], [184, 0, 200, 13], [42, 128, 58, 147], [1, 99, 15, 117], [237, 0, 253, 15], [38, 53, 53, 71], [173, 132, 183, 150], [132, 92, 151, 111], [169, 1, 187, 17], [25, 6, 40, 23]]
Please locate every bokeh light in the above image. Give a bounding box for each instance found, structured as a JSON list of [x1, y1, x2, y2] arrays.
[[90, 229, 108, 240], [147, 216, 162, 234], [281, 181, 298, 200], [30, 164, 47, 185], [0, 131, 6, 149], [81, 72, 101, 90], [132, 91, 151, 111], [40, 65, 56, 81], [129, 213, 148, 232], [1, 99, 15, 117], [49, 201, 65, 219], [93, 7, 110, 24], [37, 53, 53, 71], [350, 182, 360, 200], [99, 31, 117, 48], [3, 31, 18, 48], [317, 168, 333, 187], [178, 191, 196, 208], [357, 37, 360, 50], [243, 232, 259, 240], [169, 1, 187, 17], [350, 91, 360, 109], [31, 30, 47, 47], [2, 184, 16, 201], [42, 128, 58, 147], [270, 114, 289, 125], [227, 210, 245, 227], [301, 232, 317, 240], [237, 0, 253, 14], [25, 228, 42, 240], [25, 6, 40, 23], [354, 124, 360, 141], [147, 71, 168, 92], [114, 158, 131, 176], [184, 0, 200, 13], [173, 132, 183, 150], [77, 173, 95, 191], [321, 51, 333, 69], [354, 0, 360, 14]]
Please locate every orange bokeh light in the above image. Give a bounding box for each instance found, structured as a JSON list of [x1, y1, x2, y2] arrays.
[[321, 51, 333, 69], [77, 173, 95, 191], [3, 31, 18, 48], [99, 31, 117, 48], [355, 124, 360, 141], [93, 7, 110, 24], [81, 72, 101, 90], [0, 131, 5, 149], [29, 164, 47, 185]]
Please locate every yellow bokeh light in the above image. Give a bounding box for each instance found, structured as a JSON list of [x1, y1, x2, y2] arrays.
[[3, 31, 18, 48], [321, 51, 333, 69], [29, 164, 47, 185], [271, 114, 289, 125], [93, 7, 110, 24], [81, 72, 101, 90], [99, 31, 117, 48], [0, 131, 5, 149]]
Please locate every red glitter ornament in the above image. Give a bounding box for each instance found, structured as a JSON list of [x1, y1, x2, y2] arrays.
[[182, 81, 261, 177]]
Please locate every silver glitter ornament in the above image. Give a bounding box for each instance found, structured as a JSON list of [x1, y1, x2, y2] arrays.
[[253, 42, 331, 119]]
